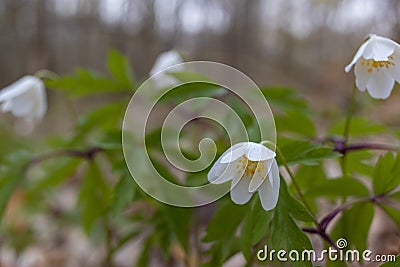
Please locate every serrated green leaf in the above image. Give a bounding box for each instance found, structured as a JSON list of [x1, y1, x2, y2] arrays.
[[306, 178, 370, 197], [380, 204, 400, 228], [280, 177, 315, 222], [107, 49, 134, 88], [345, 150, 374, 176], [76, 101, 125, 136], [29, 158, 81, 194], [158, 82, 225, 104], [331, 202, 374, 252], [328, 117, 386, 137], [240, 198, 273, 261], [203, 201, 248, 242], [260, 87, 308, 112], [78, 162, 112, 233], [46, 66, 132, 97], [373, 153, 400, 195], [112, 173, 135, 213], [270, 178, 313, 267], [275, 110, 316, 137], [160, 205, 192, 251], [0, 151, 31, 219], [279, 141, 341, 166], [136, 237, 152, 267]]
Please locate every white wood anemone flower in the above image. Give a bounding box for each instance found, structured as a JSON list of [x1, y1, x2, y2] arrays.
[[149, 50, 183, 89], [208, 142, 280, 211], [0, 76, 47, 122], [345, 34, 400, 99]]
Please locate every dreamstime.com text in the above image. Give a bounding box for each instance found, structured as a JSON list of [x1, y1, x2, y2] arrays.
[[257, 238, 397, 263]]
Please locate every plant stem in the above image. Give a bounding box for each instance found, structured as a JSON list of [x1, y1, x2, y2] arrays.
[[277, 148, 318, 224], [104, 217, 115, 267], [26, 147, 104, 170], [34, 69, 59, 80]]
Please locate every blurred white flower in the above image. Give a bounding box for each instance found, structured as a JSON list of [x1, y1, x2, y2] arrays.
[[149, 50, 183, 88], [0, 76, 47, 122], [208, 142, 280, 211], [345, 34, 400, 99]]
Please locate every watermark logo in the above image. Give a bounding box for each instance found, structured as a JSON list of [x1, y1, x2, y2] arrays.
[[122, 61, 276, 207], [257, 238, 397, 263]]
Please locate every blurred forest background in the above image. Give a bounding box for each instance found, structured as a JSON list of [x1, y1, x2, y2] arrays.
[[2, 1, 400, 266], [2, 0, 400, 110]]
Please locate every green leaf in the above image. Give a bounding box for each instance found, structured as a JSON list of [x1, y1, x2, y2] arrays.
[[331, 202, 374, 252], [306, 178, 370, 197], [0, 151, 31, 219], [379, 255, 400, 266], [380, 204, 400, 228], [46, 68, 130, 97], [260, 87, 308, 112], [136, 236, 152, 267], [77, 102, 125, 136], [279, 177, 315, 222], [160, 205, 192, 251], [328, 117, 386, 137], [271, 179, 313, 267], [389, 190, 400, 201], [158, 82, 226, 104], [203, 201, 248, 242], [168, 71, 214, 83], [275, 110, 316, 137], [107, 49, 134, 88], [373, 153, 400, 195], [112, 173, 136, 213], [29, 158, 81, 194], [95, 131, 123, 150], [78, 162, 112, 233], [202, 236, 241, 267], [279, 141, 341, 166], [240, 198, 273, 261], [345, 150, 374, 176]]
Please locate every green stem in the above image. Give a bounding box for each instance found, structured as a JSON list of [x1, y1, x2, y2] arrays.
[[260, 141, 319, 225], [34, 69, 59, 80], [278, 148, 318, 225]]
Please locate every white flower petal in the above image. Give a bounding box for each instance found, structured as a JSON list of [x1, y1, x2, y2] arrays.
[[230, 176, 253, 205], [363, 37, 395, 61], [258, 159, 280, 211], [354, 60, 369, 92], [387, 52, 400, 83], [220, 142, 247, 163], [0, 76, 46, 122], [245, 142, 275, 161], [345, 39, 370, 73], [149, 50, 183, 89], [149, 50, 183, 76], [208, 160, 242, 185], [248, 159, 272, 193], [207, 160, 227, 182], [11, 89, 36, 117], [366, 70, 395, 99], [1, 100, 12, 112], [0, 76, 40, 102]]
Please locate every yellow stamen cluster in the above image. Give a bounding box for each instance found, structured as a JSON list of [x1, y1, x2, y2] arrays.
[[361, 55, 396, 73], [236, 156, 265, 178]]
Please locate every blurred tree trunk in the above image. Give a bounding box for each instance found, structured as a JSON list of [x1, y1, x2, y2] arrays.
[[28, 0, 48, 73]]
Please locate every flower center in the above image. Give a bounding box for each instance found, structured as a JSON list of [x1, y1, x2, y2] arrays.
[[236, 156, 265, 178], [361, 55, 396, 73]]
